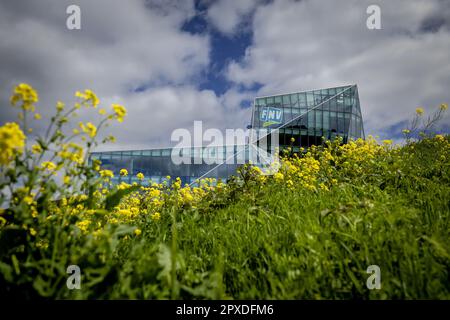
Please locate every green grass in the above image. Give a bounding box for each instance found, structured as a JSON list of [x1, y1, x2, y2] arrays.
[[1, 137, 449, 299], [105, 138, 450, 299]]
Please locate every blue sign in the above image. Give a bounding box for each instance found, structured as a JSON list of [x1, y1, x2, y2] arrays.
[[260, 106, 283, 127]]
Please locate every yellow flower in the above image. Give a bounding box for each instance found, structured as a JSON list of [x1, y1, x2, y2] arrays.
[[41, 161, 57, 171], [402, 129, 410, 134], [99, 169, 114, 178], [10, 83, 38, 110], [435, 134, 445, 142], [118, 182, 131, 190], [440, 103, 448, 111], [98, 108, 106, 115], [383, 140, 393, 145], [108, 135, 116, 143], [148, 188, 161, 198], [23, 196, 34, 205], [29, 228, 37, 236], [31, 144, 42, 154], [273, 172, 284, 182], [79, 122, 97, 138], [117, 209, 132, 216], [58, 143, 84, 164], [250, 166, 262, 175], [92, 160, 101, 171], [180, 188, 194, 204], [85, 122, 97, 138], [290, 137, 295, 143], [31, 208, 38, 218], [416, 107, 424, 115], [319, 183, 329, 191], [63, 175, 71, 185], [136, 172, 144, 180], [151, 212, 161, 221], [0, 122, 26, 165], [76, 220, 91, 233], [34, 113, 42, 120], [56, 101, 65, 112], [134, 228, 142, 236], [111, 104, 127, 123], [85, 89, 99, 107], [76, 89, 99, 107], [120, 169, 128, 176]]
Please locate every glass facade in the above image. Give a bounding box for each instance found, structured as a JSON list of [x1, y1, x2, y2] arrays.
[[91, 85, 364, 185], [252, 84, 364, 152], [90, 145, 249, 185]]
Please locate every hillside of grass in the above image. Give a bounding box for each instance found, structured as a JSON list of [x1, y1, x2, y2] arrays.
[[1, 85, 449, 299], [105, 136, 449, 299], [3, 136, 449, 299]]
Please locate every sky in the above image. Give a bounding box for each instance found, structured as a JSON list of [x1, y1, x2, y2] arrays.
[[0, 0, 449, 151]]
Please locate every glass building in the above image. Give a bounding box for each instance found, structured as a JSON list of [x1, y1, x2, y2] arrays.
[[90, 84, 364, 185], [251, 84, 364, 152], [90, 145, 249, 185]]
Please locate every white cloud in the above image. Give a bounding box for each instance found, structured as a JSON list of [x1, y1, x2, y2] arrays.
[[91, 85, 252, 151], [2, 0, 449, 154], [226, 0, 450, 138], [0, 0, 223, 151], [207, 0, 262, 34]]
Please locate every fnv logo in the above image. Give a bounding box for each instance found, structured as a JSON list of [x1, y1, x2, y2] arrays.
[[260, 106, 283, 127]]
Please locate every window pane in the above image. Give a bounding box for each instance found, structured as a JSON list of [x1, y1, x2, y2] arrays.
[[344, 114, 350, 134], [337, 95, 344, 112], [315, 110, 322, 129], [329, 99, 337, 112], [337, 113, 345, 134], [344, 97, 352, 112], [307, 92, 314, 107], [298, 93, 307, 107], [290, 93, 298, 104], [330, 112, 337, 132], [323, 111, 330, 130], [256, 98, 266, 106], [284, 108, 292, 123], [308, 111, 314, 128]]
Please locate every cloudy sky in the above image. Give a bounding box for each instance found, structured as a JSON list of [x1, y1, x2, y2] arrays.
[[1, 0, 449, 151]]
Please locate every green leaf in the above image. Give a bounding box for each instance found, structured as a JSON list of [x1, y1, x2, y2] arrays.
[[0, 261, 13, 282], [11, 254, 20, 275]]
